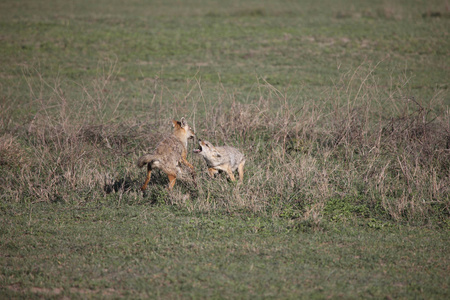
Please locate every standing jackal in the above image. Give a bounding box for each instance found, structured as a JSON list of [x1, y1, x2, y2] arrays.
[[137, 118, 196, 191], [194, 139, 245, 183]]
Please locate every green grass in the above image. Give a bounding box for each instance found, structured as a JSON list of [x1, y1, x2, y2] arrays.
[[2, 201, 449, 299], [1, 0, 449, 298], [1, 0, 448, 100]]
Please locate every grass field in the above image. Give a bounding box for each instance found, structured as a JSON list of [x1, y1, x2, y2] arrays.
[[1, 0, 449, 298]]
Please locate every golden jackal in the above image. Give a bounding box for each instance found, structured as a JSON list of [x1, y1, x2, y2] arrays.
[[194, 139, 245, 183], [137, 118, 196, 191]]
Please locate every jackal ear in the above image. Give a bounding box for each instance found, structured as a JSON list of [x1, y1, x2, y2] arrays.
[[180, 117, 187, 128], [213, 152, 222, 158], [172, 119, 181, 127]]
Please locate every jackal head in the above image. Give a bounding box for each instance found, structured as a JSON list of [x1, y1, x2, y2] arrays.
[[172, 117, 195, 140], [193, 139, 221, 158]]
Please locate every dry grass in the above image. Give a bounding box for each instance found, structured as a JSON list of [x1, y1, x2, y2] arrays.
[[1, 64, 448, 227]]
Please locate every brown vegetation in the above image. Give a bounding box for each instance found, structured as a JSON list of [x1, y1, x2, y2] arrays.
[[0, 66, 448, 227]]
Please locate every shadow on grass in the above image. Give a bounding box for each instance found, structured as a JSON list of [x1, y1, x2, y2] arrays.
[[103, 176, 137, 194]]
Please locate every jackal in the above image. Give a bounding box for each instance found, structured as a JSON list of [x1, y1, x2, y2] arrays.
[[137, 118, 196, 190], [194, 139, 245, 183]]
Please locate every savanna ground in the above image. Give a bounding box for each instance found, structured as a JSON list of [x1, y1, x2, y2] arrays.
[[1, 0, 449, 298]]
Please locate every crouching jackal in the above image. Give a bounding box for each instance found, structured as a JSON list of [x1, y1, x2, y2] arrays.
[[137, 118, 196, 191], [194, 139, 245, 182]]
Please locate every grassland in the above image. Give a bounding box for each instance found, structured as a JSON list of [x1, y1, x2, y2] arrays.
[[1, 0, 449, 298]]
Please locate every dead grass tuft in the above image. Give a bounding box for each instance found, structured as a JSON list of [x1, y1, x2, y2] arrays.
[[0, 134, 28, 168], [1, 64, 448, 226]]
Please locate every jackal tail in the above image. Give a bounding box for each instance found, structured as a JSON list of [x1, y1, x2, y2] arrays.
[[137, 154, 157, 168]]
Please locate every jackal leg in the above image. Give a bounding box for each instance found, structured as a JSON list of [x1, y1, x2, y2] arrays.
[[141, 164, 152, 191], [225, 165, 236, 182], [238, 160, 245, 183], [181, 156, 195, 170], [208, 168, 219, 178], [191, 171, 197, 188], [181, 153, 197, 187], [167, 174, 177, 190]]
